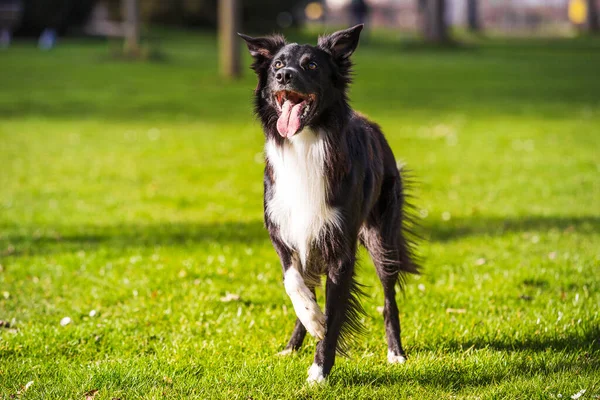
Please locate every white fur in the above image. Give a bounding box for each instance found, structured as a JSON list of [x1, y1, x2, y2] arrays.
[[284, 268, 325, 340], [276, 348, 294, 356], [387, 350, 407, 364], [265, 129, 341, 267], [307, 363, 326, 384]]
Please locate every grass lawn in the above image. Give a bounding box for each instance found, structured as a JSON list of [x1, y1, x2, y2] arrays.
[[1, 31, 599, 399]]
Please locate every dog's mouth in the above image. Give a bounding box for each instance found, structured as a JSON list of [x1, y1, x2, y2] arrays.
[[274, 90, 316, 138]]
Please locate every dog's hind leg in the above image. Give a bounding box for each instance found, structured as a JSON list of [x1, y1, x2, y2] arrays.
[[361, 175, 419, 364], [377, 265, 407, 364], [362, 223, 407, 363]]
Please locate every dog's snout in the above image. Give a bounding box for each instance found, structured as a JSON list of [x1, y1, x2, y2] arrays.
[[275, 68, 295, 85]]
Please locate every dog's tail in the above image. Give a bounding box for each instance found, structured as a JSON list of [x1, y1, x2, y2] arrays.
[[396, 166, 422, 288]]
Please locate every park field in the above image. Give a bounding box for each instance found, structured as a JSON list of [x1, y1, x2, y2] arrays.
[[1, 31, 599, 399]]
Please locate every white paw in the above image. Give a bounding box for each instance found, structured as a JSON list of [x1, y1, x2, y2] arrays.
[[302, 304, 326, 340], [277, 348, 294, 356], [387, 350, 407, 364], [306, 363, 327, 385]]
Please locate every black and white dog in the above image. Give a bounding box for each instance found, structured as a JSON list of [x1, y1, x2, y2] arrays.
[[239, 24, 419, 383]]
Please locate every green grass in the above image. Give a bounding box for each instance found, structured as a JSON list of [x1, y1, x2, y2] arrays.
[[1, 31, 599, 399]]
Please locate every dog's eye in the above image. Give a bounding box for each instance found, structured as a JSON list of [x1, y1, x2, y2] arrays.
[[307, 61, 318, 70], [273, 60, 284, 69]]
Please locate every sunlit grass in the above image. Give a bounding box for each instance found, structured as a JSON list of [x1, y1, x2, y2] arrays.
[[1, 31, 599, 399]]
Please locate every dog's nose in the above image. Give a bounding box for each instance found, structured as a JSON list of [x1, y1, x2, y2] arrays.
[[275, 68, 294, 85]]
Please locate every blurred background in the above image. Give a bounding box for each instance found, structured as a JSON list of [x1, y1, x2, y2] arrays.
[[1, 0, 599, 50], [2, 0, 600, 76]]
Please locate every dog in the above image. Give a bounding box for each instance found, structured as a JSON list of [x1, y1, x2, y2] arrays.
[[239, 24, 419, 384]]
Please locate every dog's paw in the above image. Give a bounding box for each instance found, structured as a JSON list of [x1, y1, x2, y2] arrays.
[[387, 350, 407, 364], [306, 363, 327, 385], [276, 348, 294, 356], [302, 305, 326, 340]]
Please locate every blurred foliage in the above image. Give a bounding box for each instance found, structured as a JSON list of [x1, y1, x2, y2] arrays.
[[103, 0, 304, 32], [16, 0, 95, 34], [14, 0, 305, 36]]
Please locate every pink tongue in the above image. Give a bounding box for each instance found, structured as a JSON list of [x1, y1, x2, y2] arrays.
[[277, 100, 305, 137]]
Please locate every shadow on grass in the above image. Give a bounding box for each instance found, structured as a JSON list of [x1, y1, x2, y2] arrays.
[[1, 221, 269, 257], [335, 327, 600, 388], [1, 214, 598, 257], [444, 325, 600, 353], [425, 214, 600, 242], [336, 353, 599, 389]]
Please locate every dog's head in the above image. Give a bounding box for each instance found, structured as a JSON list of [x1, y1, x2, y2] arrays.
[[239, 25, 363, 138]]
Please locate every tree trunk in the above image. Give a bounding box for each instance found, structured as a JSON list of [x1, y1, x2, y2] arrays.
[[123, 0, 140, 56], [587, 0, 599, 32], [420, 0, 448, 43], [219, 0, 241, 78], [467, 0, 480, 32]]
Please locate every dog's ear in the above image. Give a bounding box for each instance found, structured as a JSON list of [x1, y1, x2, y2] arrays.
[[238, 33, 286, 62], [317, 24, 363, 60]]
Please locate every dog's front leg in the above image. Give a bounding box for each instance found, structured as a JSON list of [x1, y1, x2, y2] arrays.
[[267, 226, 324, 348], [307, 255, 356, 384], [284, 267, 326, 341]]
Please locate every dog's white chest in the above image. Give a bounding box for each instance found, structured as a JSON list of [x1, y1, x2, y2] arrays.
[[265, 129, 341, 267]]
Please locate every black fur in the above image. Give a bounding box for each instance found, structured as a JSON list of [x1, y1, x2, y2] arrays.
[[240, 25, 420, 381]]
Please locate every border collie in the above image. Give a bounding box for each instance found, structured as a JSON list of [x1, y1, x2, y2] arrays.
[[239, 24, 420, 384]]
